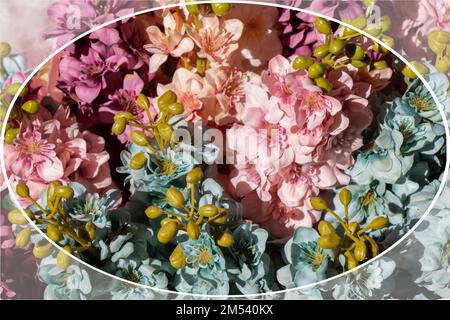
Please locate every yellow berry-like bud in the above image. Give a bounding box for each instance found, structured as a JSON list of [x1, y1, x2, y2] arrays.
[[209, 210, 227, 225], [111, 118, 127, 135], [309, 197, 328, 210], [21, 100, 40, 114], [76, 226, 91, 243], [216, 231, 234, 247], [329, 39, 345, 55], [373, 60, 388, 70], [167, 102, 184, 115], [157, 123, 173, 141], [8, 209, 32, 225], [315, 17, 332, 35], [379, 35, 394, 49], [157, 90, 177, 111], [365, 235, 380, 257], [55, 185, 74, 199], [186, 167, 204, 184], [365, 25, 382, 37], [137, 94, 150, 110], [348, 221, 360, 234], [145, 206, 163, 219], [344, 251, 358, 270], [85, 221, 96, 240], [165, 187, 185, 209], [129, 152, 148, 170], [367, 216, 389, 230], [351, 58, 369, 68], [16, 182, 30, 198], [354, 240, 367, 262], [0, 42, 12, 57], [170, 245, 186, 269], [130, 130, 149, 146], [342, 26, 358, 37], [114, 111, 134, 121], [379, 16, 390, 33], [186, 3, 199, 14], [436, 57, 450, 73], [346, 43, 365, 60], [292, 56, 314, 70], [33, 241, 54, 259], [198, 204, 218, 218], [47, 224, 63, 243], [5, 127, 19, 144], [211, 3, 231, 16], [157, 220, 178, 244], [56, 245, 73, 270], [339, 188, 352, 206], [187, 219, 200, 240], [429, 30, 450, 44], [318, 220, 336, 236], [314, 44, 330, 59], [314, 77, 332, 93], [6, 83, 27, 97], [16, 228, 32, 248], [308, 63, 326, 79], [317, 233, 341, 249]]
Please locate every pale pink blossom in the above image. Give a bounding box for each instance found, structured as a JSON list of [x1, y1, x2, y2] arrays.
[[144, 11, 194, 73], [187, 16, 243, 65]]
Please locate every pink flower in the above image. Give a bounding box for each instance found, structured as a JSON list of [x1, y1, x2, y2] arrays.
[[225, 4, 282, 72], [187, 16, 243, 65], [157, 68, 209, 121], [144, 11, 194, 73], [2, 106, 112, 205]]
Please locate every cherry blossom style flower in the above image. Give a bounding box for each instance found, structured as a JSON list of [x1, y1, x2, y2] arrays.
[[2, 107, 112, 205], [144, 11, 194, 73], [187, 16, 243, 66]]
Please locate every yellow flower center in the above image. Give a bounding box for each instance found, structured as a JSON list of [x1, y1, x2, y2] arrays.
[[197, 248, 213, 265], [361, 191, 376, 206], [312, 252, 326, 269], [160, 160, 175, 175], [26, 142, 41, 155], [413, 98, 430, 111]]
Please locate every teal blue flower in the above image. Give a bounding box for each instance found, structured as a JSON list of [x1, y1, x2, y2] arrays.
[[226, 223, 272, 294], [38, 256, 92, 300], [174, 233, 229, 295], [63, 182, 121, 228], [111, 259, 168, 299], [350, 129, 407, 185], [331, 182, 406, 226], [394, 63, 450, 125], [277, 228, 334, 288]]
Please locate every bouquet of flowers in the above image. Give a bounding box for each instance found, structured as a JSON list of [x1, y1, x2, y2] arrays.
[[2, 1, 448, 297]]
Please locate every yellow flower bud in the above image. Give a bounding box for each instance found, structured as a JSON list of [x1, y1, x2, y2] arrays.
[[344, 251, 358, 270], [350, 15, 367, 30], [130, 130, 149, 146], [339, 188, 352, 206], [314, 44, 330, 59], [216, 231, 234, 247], [47, 180, 62, 203], [16, 228, 32, 248], [129, 152, 148, 170], [55, 185, 74, 199], [365, 25, 382, 37], [167, 102, 184, 115], [5, 127, 19, 144], [47, 224, 63, 243], [198, 204, 218, 218], [209, 209, 227, 225], [329, 39, 345, 55], [187, 219, 200, 240], [114, 111, 134, 121], [436, 57, 450, 73], [111, 118, 127, 135], [76, 226, 91, 243], [292, 56, 314, 70], [367, 216, 389, 230], [6, 83, 27, 97], [379, 16, 390, 33], [157, 90, 177, 111], [308, 62, 326, 79], [309, 197, 328, 211], [33, 241, 54, 259], [8, 209, 31, 225], [374, 60, 388, 70], [211, 3, 231, 16], [170, 245, 186, 269], [379, 35, 394, 49], [186, 2, 199, 14], [157, 220, 178, 244], [186, 167, 204, 184], [364, 235, 380, 257], [318, 220, 336, 236], [0, 42, 12, 57], [85, 222, 96, 240], [137, 94, 150, 110], [145, 206, 163, 219], [21, 100, 40, 114], [16, 182, 30, 198], [56, 245, 72, 270], [315, 17, 332, 35], [317, 233, 341, 249], [345, 43, 365, 60], [348, 221, 360, 234], [354, 240, 367, 262], [157, 123, 173, 141], [165, 187, 185, 209], [314, 77, 332, 93], [429, 30, 450, 44]]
